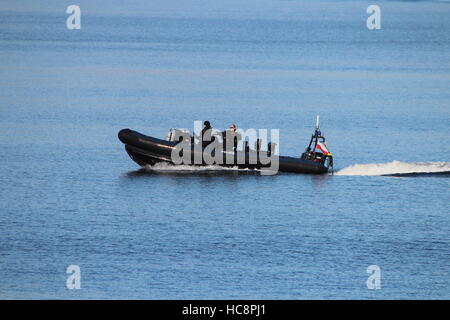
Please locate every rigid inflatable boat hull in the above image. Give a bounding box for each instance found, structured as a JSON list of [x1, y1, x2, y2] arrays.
[[118, 129, 329, 174]]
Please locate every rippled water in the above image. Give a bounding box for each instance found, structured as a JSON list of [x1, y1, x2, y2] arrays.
[[0, 1, 449, 299]]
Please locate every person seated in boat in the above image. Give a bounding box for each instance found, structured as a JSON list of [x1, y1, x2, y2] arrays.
[[222, 123, 241, 152]]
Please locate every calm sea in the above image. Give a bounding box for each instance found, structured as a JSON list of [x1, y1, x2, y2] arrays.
[[0, 0, 449, 299]]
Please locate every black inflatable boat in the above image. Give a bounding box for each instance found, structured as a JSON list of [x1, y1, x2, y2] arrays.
[[118, 120, 333, 174]]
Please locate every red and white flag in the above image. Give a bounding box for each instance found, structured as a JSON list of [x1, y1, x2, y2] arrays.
[[316, 141, 331, 155]]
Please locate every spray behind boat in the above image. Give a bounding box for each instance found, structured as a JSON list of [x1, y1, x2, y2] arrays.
[[300, 116, 334, 172]]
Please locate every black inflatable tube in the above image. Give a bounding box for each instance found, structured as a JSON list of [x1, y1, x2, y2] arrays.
[[118, 129, 329, 174]]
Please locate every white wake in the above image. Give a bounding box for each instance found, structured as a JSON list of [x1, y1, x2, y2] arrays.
[[144, 162, 251, 172], [335, 161, 450, 176]]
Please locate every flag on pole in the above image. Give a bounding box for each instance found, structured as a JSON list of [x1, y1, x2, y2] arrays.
[[316, 141, 331, 155]]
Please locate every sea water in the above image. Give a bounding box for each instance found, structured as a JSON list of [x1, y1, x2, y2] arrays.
[[0, 0, 449, 299]]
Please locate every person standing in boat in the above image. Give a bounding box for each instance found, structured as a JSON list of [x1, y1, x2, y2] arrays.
[[200, 120, 213, 148], [222, 123, 241, 152]]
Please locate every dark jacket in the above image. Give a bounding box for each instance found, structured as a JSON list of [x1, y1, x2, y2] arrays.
[[201, 125, 212, 148], [222, 129, 241, 151]]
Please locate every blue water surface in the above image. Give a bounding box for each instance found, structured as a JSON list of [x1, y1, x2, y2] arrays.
[[0, 0, 449, 299]]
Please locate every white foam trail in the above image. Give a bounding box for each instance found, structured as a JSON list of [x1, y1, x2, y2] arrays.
[[335, 161, 450, 176], [144, 162, 252, 172]]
